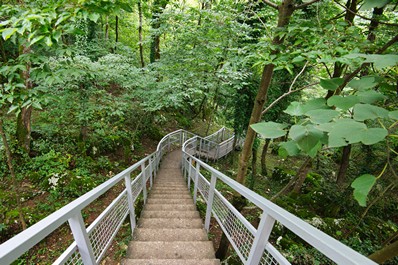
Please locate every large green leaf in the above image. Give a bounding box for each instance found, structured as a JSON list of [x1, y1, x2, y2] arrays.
[[289, 125, 324, 153], [351, 174, 376, 206], [357, 90, 387, 104], [348, 76, 377, 91], [327, 95, 360, 110], [389, 110, 398, 120], [251, 122, 288, 139], [360, 0, 390, 10], [361, 128, 388, 145], [326, 119, 367, 147], [306, 109, 339, 124], [279, 141, 300, 158], [301, 98, 328, 113], [284, 101, 303, 116], [320, 78, 344, 91], [353, 104, 389, 121]]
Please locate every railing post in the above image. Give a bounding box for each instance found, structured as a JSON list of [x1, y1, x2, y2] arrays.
[[149, 157, 153, 188], [124, 173, 136, 232], [205, 172, 217, 232], [193, 162, 200, 204], [199, 139, 202, 159], [68, 213, 96, 265], [206, 141, 210, 162], [247, 213, 276, 265], [168, 137, 171, 152], [141, 162, 147, 204], [187, 157, 192, 190]]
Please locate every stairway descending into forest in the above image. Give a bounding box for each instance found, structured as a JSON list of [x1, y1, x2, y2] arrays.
[[0, 128, 377, 265], [122, 150, 220, 265]]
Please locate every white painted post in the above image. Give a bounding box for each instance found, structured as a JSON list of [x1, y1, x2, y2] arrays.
[[187, 157, 192, 190], [206, 141, 210, 162], [193, 162, 200, 204], [205, 173, 217, 232], [247, 213, 276, 265], [149, 158, 153, 188], [124, 173, 136, 232], [141, 163, 147, 204], [68, 213, 96, 265], [199, 139, 202, 159]]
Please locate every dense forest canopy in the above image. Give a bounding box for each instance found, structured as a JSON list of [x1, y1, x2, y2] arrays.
[[0, 0, 397, 264]]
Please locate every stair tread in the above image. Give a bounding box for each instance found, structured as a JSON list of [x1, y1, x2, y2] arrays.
[[139, 218, 203, 228], [122, 259, 220, 265], [133, 228, 208, 241], [147, 198, 193, 205], [145, 204, 195, 211], [142, 210, 199, 218], [127, 241, 216, 259]]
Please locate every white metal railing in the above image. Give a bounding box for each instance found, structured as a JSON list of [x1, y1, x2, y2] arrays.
[[182, 137, 377, 265], [0, 129, 195, 265]]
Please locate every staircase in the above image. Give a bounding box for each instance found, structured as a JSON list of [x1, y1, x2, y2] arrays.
[[122, 150, 220, 265]]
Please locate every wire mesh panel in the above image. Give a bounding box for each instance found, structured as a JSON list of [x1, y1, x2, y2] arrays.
[[88, 191, 129, 261], [260, 250, 280, 265], [212, 192, 255, 262], [131, 175, 143, 201], [64, 247, 82, 265], [197, 174, 210, 201]]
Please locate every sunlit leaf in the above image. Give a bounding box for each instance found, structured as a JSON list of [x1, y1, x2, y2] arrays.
[[351, 174, 376, 206], [2, 28, 17, 40], [251, 122, 288, 139]]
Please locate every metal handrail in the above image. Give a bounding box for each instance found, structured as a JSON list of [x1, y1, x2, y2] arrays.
[[0, 129, 194, 265], [181, 136, 377, 265]]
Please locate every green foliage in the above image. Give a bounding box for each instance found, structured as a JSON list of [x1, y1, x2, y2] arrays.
[[351, 174, 377, 207]]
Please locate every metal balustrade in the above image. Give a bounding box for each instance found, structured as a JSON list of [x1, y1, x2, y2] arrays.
[[0, 128, 377, 265], [182, 135, 377, 265], [0, 129, 194, 265]]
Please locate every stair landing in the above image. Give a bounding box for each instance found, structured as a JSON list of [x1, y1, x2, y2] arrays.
[[122, 150, 220, 265]]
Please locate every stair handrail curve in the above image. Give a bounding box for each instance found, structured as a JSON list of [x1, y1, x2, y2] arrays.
[[0, 129, 196, 265], [181, 136, 377, 265]]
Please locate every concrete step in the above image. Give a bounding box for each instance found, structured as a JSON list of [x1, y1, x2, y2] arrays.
[[149, 194, 192, 199], [150, 188, 189, 192], [139, 218, 203, 229], [126, 241, 216, 259], [147, 198, 193, 205], [122, 259, 220, 265], [142, 210, 199, 219], [149, 190, 191, 195], [133, 228, 208, 241], [145, 204, 196, 211]]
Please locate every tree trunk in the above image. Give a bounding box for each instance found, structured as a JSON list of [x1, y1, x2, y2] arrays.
[[367, 7, 384, 42], [105, 16, 109, 40], [115, 15, 119, 51], [292, 158, 312, 193], [336, 144, 351, 186], [261, 139, 271, 176], [368, 240, 398, 264], [138, 0, 145, 68], [344, 0, 357, 25], [0, 119, 27, 230], [236, 0, 295, 185], [150, 0, 169, 63], [249, 143, 258, 190], [16, 45, 33, 154]]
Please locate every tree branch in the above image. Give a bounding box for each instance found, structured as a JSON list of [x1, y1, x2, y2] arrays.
[[263, 0, 278, 10], [262, 61, 312, 115], [333, 0, 398, 27], [296, 0, 322, 10]]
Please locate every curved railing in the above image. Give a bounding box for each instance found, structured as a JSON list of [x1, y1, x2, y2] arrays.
[[0, 129, 195, 265], [182, 137, 377, 265]]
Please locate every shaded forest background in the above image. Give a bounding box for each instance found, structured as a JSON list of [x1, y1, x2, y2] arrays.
[[0, 0, 397, 264]]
